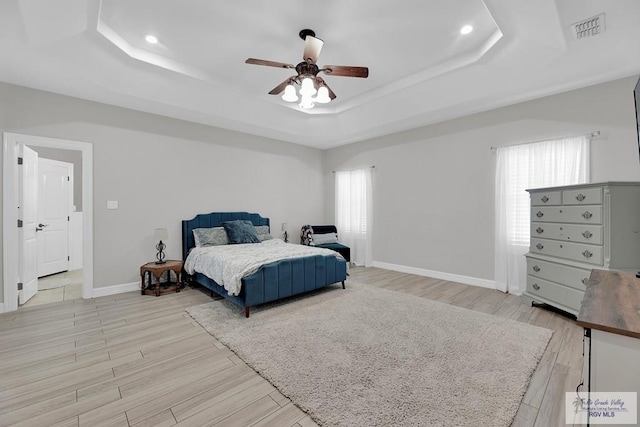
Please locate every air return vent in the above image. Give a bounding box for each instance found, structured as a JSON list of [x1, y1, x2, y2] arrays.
[[571, 13, 605, 39]]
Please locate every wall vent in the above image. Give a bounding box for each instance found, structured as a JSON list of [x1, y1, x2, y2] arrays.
[[571, 13, 605, 40]]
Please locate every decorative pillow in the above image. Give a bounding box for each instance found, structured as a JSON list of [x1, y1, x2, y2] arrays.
[[193, 227, 228, 247], [255, 225, 273, 242], [311, 232, 339, 245], [300, 225, 314, 245], [222, 220, 260, 244]]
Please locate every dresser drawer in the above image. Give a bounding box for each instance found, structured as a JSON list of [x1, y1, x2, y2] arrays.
[[530, 190, 562, 206], [530, 222, 603, 245], [530, 238, 603, 265], [526, 276, 584, 312], [526, 257, 591, 291], [531, 205, 603, 224], [562, 187, 603, 205]]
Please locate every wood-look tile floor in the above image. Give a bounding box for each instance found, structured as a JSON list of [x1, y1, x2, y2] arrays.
[[0, 267, 582, 426], [22, 270, 84, 308]]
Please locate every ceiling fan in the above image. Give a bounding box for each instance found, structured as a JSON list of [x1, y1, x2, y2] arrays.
[[245, 29, 369, 109]]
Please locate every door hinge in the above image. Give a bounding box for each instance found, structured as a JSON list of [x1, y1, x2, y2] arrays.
[[17, 157, 23, 165], [17, 282, 23, 291], [68, 216, 70, 221], [17, 219, 23, 228], [68, 256, 70, 261]]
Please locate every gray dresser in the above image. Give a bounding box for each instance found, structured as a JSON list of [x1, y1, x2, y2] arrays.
[[523, 182, 640, 316]]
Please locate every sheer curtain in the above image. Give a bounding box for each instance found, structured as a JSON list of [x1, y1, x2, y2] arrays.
[[494, 136, 589, 294], [335, 167, 373, 267]]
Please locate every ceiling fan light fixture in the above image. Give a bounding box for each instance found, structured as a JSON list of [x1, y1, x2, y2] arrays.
[[316, 86, 331, 104], [299, 77, 317, 96], [246, 30, 369, 110], [282, 84, 298, 102]]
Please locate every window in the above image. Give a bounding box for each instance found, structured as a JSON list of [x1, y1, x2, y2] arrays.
[[335, 167, 373, 266], [494, 136, 589, 294]]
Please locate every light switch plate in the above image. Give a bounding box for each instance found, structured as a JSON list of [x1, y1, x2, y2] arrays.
[[107, 200, 118, 209]]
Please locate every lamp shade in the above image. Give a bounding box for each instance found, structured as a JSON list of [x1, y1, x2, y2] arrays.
[[316, 86, 331, 104], [153, 227, 168, 242], [299, 77, 317, 96], [281, 223, 289, 232], [282, 84, 298, 102], [299, 95, 314, 109]]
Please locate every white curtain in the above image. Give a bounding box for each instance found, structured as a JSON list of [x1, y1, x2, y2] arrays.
[[494, 136, 589, 294], [335, 168, 373, 267]]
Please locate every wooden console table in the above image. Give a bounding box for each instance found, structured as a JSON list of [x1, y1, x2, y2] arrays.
[[577, 269, 640, 425], [140, 260, 183, 297]]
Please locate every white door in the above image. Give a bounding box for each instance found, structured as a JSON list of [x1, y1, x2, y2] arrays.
[[18, 145, 39, 305], [37, 158, 71, 277]]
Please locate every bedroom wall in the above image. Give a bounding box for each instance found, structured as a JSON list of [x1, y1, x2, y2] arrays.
[[0, 82, 326, 302], [324, 76, 640, 286]]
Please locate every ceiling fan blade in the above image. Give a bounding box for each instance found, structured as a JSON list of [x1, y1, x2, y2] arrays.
[[245, 58, 295, 69], [322, 65, 369, 78], [302, 36, 324, 63], [316, 77, 337, 100], [268, 77, 296, 95]]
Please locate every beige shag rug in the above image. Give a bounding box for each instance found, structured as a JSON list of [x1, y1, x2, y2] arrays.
[[187, 281, 551, 427]]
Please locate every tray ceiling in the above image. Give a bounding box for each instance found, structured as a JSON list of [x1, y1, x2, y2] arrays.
[[0, 0, 639, 149]]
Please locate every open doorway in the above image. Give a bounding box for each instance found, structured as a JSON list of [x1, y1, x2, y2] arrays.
[[22, 150, 82, 308], [2, 132, 93, 313]]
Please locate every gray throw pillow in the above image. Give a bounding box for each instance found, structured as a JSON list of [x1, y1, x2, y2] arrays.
[[311, 232, 339, 245], [193, 227, 229, 247], [255, 225, 273, 241]]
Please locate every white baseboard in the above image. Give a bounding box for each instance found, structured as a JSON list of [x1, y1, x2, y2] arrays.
[[91, 281, 139, 298], [371, 261, 495, 290]]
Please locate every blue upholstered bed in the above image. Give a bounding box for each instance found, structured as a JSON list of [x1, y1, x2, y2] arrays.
[[182, 212, 347, 317]]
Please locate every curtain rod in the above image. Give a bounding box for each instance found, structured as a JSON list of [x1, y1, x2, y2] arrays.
[[332, 165, 376, 173], [490, 131, 600, 151]]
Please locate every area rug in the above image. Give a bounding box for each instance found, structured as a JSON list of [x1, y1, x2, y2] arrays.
[[186, 282, 552, 427]]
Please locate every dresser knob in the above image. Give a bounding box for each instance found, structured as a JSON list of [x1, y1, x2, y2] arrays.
[[536, 211, 544, 218], [582, 230, 593, 239], [536, 243, 544, 250], [536, 227, 544, 234], [582, 211, 593, 219], [576, 193, 586, 202], [541, 196, 549, 203], [581, 278, 588, 285], [533, 265, 541, 272], [532, 283, 540, 290], [582, 250, 593, 258]]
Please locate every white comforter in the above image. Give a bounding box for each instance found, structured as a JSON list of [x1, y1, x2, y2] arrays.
[[184, 239, 344, 296]]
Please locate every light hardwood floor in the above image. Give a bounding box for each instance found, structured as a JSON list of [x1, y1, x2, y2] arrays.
[[0, 267, 582, 426]]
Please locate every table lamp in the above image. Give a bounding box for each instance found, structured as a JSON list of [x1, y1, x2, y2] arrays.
[[153, 228, 168, 264]]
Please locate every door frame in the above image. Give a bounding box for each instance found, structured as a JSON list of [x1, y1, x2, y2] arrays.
[[3, 132, 93, 313]]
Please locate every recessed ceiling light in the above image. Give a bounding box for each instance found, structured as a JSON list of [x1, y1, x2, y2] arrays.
[[460, 25, 473, 35], [145, 35, 158, 44]]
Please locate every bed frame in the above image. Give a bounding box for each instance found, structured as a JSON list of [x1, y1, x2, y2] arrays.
[[182, 212, 347, 317]]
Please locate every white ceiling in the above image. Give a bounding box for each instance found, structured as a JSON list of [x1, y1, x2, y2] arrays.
[[1, 0, 639, 149]]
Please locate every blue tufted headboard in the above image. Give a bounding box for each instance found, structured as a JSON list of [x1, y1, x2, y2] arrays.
[[182, 212, 270, 261]]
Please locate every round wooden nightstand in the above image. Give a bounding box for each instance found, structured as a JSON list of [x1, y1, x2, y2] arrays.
[[140, 260, 184, 297]]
